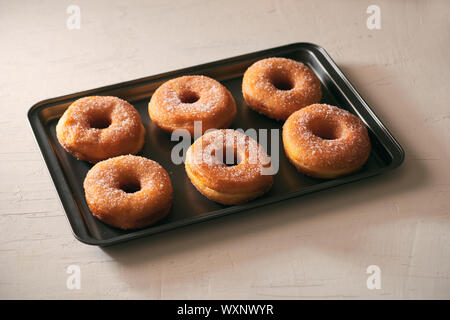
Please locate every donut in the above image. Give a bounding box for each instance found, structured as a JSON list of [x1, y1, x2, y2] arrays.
[[185, 129, 274, 205], [282, 104, 371, 179], [56, 96, 145, 163], [83, 155, 173, 230], [242, 57, 322, 120], [148, 75, 236, 135]]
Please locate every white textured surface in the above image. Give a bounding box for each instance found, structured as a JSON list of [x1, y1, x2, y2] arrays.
[[0, 0, 449, 299]]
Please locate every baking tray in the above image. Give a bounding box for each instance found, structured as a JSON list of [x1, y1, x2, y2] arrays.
[[28, 43, 404, 246]]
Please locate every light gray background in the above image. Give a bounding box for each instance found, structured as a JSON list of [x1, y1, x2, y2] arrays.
[[0, 0, 449, 299]]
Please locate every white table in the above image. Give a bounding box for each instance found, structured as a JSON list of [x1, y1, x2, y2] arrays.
[[1, 0, 449, 299]]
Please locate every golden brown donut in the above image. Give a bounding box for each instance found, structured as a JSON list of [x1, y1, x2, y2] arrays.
[[83, 155, 173, 230], [282, 104, 371, 179], [148, 75, 236, 135], [56, 96, 145, 163], [185, 129, 274, 205], [242, 57, 322, 120]]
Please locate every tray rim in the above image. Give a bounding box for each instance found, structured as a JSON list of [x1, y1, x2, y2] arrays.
[[27, 42, 405, 246]]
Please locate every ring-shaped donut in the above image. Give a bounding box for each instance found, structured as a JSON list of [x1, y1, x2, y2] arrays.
[[83, 155, 173, 230], [185, 129, 274, 205], [242, 57, 322, 120], [56, 96, 145, 163], [149, 75, 236, 135], [282, 104, 371, 179]]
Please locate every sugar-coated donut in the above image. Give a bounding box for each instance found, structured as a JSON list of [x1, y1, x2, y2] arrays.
[[185, 129, 274, 205], [56, 96, 145, 163], [83, 155, 173, 230], [282, 104, 371, 179], [242, 57, 322, 120], [148, 75, 236, 135]]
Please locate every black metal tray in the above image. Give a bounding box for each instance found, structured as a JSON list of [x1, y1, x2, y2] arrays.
[[28, 43, 404, 246]]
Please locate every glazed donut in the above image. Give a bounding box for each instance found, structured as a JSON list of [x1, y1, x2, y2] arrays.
[[83, 155, 173, 230], [185, 129, 274, 205], [148, 75, 236, 135], [242, 57, 322, 120], [56, 96, 145, 163], [282, 104, 371, 179]]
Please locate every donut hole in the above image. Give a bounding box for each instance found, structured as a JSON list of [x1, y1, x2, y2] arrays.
[[119, 180, 141, 194], [179, 90, 200, 104], [89, 117, 111, 129], [213, 146, 242, 167], [309, 119, 342, 140], [271, 74, 294, 91]]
